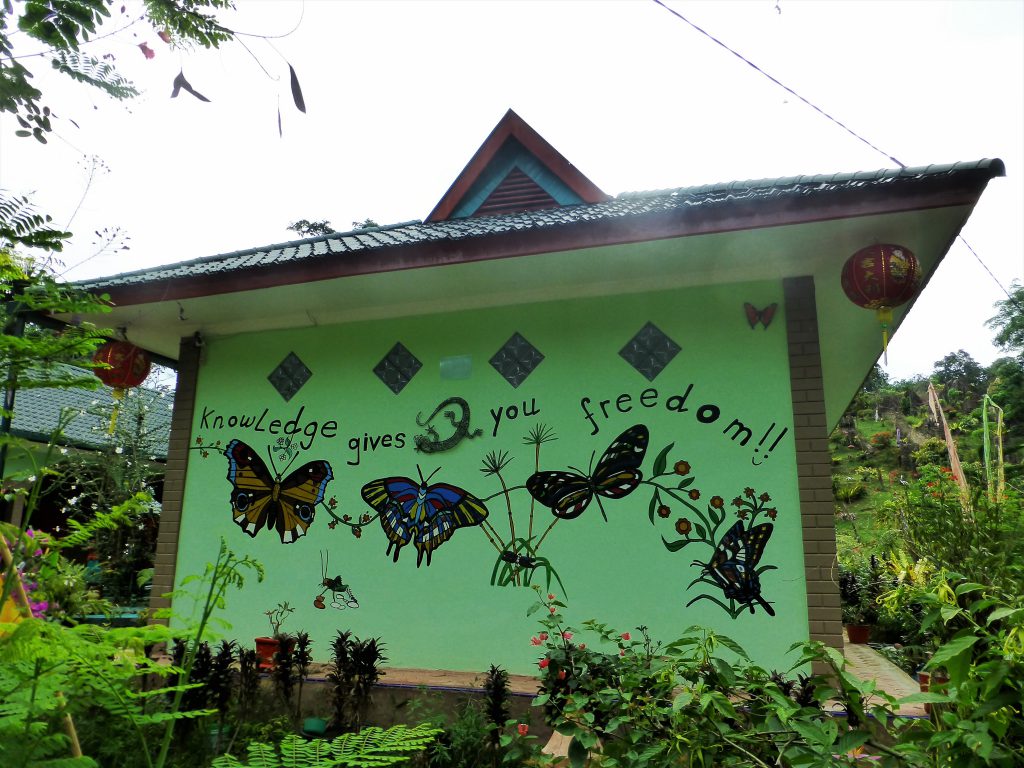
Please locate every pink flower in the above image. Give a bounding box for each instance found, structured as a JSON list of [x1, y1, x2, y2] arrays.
[[619, 649, 626, 657], [620, 632, 631, 641], [538, 658, 550, 669], [538, 632, 548, 641], [33, 549, 42, 557], [157, 29, 171, 44], [530, 636, 542, 646], [30, 600, 48, 618], [517, 724, 529, 736], [548, 594, 555, 600], [138, 42, 155, 59], [549, 606, 556, 614], [561, 631, 573, 640]]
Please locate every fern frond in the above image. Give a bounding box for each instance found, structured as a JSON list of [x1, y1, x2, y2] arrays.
[[51, 51, 139, 100], [0, 191, 70, 250], [17, 0, 110, 50], [213, 724, 442, 768], [331, 724, 443, 766]]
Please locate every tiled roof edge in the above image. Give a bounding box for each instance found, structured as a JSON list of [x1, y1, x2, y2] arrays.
[[75, 159, 1004, 290]]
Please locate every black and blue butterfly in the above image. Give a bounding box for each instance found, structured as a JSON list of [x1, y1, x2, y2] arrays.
[[692, 520, 775, 616], [224, 439, 334, 544], [526, 424, 649, 521], [360, 468, 489, 567]]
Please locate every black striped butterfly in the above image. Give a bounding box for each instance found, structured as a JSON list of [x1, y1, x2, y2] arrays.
[[694, 520, 775, 616], [526, 424, 649, 521], [744, 302, 777, 330], [361, 467, 489, 567], [224, 439, 333, 544]]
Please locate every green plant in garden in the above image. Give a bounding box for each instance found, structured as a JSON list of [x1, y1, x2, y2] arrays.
[[327, 630, 388, 734], [527, 588, 892, 767], [881, 468, 1024, 592], [211, 724, 443, 768]]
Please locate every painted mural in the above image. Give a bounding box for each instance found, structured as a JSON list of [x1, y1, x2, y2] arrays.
[[177, 281, 805, 673]]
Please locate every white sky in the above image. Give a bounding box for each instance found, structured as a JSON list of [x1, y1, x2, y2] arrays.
[[1, 0, 1022, 381]]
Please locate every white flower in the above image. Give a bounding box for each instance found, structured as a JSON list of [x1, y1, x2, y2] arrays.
[[114, 446, 123, 454]]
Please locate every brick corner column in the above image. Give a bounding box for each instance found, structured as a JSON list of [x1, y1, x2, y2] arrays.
[[784, 276, 843, 663]]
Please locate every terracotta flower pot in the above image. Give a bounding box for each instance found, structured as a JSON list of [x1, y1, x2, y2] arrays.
[[254, 636, 294, 670], [845, 624, 871, 644]]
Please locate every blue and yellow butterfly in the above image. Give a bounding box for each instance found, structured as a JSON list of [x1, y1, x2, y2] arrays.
[[224, 439, 333, 544], [360, 468, 489, 567], [694, 520, 775, 616]]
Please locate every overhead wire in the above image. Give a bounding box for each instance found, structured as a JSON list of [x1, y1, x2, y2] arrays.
[[650, 0, 1020, 309]]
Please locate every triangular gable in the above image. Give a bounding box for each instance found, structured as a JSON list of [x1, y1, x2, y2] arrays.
[[426, 109, 610, 222]]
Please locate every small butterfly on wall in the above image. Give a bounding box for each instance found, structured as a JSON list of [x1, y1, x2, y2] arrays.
[[224, 439, 334, 544], [693, 520, 775, 616], [744, 302, 778, 330], [361, 468, 489, 567], [527, 424, 649, 521]]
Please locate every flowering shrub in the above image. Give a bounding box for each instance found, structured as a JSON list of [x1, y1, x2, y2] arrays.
[[527, 588, 890, 766]]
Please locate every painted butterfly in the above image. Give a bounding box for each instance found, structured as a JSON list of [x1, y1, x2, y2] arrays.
[[224, 439, 334, 544], [360, 469, 489, 567], [526, 424, 649, 521], [744, 302, 778, 330], [695, 520, 775, 616]]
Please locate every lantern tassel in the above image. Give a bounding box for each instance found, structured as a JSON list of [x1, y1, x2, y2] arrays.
[[877, 307, 893, 366], [108, 388, 124, 434]]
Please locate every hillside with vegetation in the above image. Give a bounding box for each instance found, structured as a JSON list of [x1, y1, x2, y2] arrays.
[[831, 285, 1024, 687]]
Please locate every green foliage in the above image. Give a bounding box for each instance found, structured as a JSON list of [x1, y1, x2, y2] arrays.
[[0, 194, 71, 251], [530, 588, 1024, 766], [287, 220, 334, 238], [327, 631, 388, 733], [911, 437, 947, 469], [833, 476, 866, 503], [879, 468, 1024, 592], [985, 281, 1024, 355], [143, 0, 234, 49], [1, 0, 235, 143], [210, 724, 443, 768]]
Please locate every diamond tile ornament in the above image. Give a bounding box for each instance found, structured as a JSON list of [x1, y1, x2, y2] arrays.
[[268, 352, 312, 401], [619, 322, 681, 381], [490, 332, 543, 388], [373, 342, 422, 394]]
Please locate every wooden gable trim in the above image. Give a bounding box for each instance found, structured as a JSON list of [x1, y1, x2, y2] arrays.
[[425, 109, 610, 222]]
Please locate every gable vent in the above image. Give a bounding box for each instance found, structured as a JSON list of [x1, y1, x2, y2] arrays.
[[472, 167, 558, 217]]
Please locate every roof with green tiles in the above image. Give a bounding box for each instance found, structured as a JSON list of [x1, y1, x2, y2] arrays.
[[77, 158, 1005, 293]]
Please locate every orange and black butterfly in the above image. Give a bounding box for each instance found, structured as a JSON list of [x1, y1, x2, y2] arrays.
[[744, 302, 777, 330], [224, 439, 334, 544], [526, 424, 649, 521], [695, 520, 775, 616]]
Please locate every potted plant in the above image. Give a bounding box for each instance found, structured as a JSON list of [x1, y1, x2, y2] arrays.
[[838, 561, 878, 643], [255, 601, 295, 670]]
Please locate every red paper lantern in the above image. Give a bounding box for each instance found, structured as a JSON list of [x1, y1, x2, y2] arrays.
[[93, 341, 151, 433], [841, 244, 920, 363], [93, 341, 151, 389]]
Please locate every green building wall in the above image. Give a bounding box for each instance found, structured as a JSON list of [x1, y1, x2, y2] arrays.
[[169, 279, 814, 674]]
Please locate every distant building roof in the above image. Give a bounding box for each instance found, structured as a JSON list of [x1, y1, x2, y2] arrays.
[[12, 375, 172, 459]]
